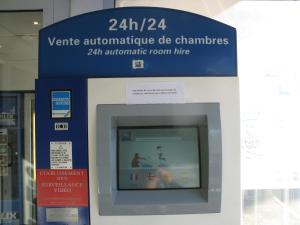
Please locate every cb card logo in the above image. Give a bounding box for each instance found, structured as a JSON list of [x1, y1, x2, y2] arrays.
[[51, 90, 71, 119]]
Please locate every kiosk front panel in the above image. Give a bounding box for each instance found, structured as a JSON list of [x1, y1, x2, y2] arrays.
[[35, 7, 240, 225]]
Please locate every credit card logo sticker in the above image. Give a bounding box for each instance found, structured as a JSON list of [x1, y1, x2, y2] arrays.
[[54, 122, 69, 131], [51, 91, 71, 118]]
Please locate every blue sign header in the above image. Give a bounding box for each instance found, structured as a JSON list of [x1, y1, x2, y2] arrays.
[[39, 7, 237, 78]]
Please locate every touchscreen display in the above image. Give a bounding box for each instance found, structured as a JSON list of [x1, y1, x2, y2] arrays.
[[118, 126, 200, 190]]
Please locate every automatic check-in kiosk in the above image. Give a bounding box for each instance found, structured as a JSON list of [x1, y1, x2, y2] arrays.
[[35, 7, 240, 225]]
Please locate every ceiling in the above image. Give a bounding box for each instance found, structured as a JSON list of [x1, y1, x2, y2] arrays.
[[0, 11, 42, 63], [0, 11, 42, 90]]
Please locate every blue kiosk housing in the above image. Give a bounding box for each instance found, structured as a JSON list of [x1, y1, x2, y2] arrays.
[[36, 7, 240, 225]]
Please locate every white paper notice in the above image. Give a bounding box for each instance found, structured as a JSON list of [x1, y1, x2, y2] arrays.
[[50, 141, 72, 169], [126, 82, 186, 104], [46, 208, 78, 222]]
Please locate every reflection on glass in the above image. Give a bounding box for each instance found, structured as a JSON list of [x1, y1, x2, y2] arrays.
[[118, 126, 200, 190], [244, 190, 300, 225], [0, 93, 23, 224], [0, 10, 41, 225], [217, 1, 300, 225]]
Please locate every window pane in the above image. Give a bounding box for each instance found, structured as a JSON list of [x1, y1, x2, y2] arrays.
[[217, 2, 300, 225], [0, 11, 41, 225]]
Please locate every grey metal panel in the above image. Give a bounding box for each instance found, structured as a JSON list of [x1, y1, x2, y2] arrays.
[[96, 103, 222, 215]]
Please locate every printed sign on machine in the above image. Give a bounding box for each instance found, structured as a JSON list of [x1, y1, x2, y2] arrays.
[[51, 90, 71, 118]]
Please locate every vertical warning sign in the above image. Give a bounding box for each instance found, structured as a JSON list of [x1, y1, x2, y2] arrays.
[[50, 141, 72, 169]]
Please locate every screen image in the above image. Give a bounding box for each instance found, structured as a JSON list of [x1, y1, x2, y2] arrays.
[[117, 126, 201, 190]]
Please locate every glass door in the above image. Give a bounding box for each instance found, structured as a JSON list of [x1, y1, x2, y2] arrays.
[[0, 10, 41, 225], [0, 93, 23, 224]]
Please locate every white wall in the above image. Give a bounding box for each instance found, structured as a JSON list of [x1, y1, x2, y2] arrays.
[[116, 0, 238, 18], [70, 0, 107, 16], [88, 77, 240, 225]]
